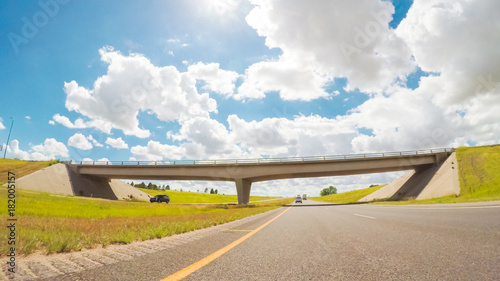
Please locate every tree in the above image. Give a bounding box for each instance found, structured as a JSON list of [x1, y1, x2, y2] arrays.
[[204, 187, 209, 193], [166, 185, 170, 190], [214, 189, 218, 194], [210, 188, 214, 194], [320, 186, 337, 196]]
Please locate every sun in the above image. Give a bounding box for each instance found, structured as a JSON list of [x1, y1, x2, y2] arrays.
[[205, 0, 238, 16]]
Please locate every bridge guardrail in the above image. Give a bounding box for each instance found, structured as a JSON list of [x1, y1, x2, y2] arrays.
[[70, 148, 454, 166]]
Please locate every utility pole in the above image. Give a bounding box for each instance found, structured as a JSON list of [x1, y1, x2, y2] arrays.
[[3, 118, 14, 158]]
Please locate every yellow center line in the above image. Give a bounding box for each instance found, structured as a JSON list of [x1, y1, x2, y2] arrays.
[[162, 207, 291, 281]]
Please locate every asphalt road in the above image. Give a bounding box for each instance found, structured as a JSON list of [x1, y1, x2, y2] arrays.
[[38, 199, 500, 281]]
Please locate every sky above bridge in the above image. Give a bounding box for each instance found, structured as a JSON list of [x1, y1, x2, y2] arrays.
[[1, 0, 499, 196]]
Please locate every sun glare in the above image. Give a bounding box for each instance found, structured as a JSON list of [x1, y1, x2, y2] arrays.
[[205, 0, 238, 16]]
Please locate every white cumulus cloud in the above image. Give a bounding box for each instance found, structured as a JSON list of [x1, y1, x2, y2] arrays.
[[7, 139, 69, 160], [51, 114, 113, 134], [63, 47, 238, 138], [68, 133, 93, 150], [171, 117, 243, 158], [105, 137, 129, 149], [187, 62, 240, 97], [130, 140, 186, 161], [239, 0, 416, 99], [236, 58, 331, 101], [228, 114, 357, 156]]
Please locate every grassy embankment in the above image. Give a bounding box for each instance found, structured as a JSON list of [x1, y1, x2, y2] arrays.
[[0, 158, 292, 256], [313, 145, 500, 205], [138, 188, 279, 203], [0, 158, 59, 185], [0, 188, 292, 256]]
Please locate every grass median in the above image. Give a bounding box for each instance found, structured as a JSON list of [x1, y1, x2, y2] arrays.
[[138, 188, 280, 203], [310, 185, 385, 203], [0, 188, 293, 256]]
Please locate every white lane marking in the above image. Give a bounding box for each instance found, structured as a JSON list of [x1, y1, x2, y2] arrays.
[[353, 214, 376, 219], [413, 205, 500, 210], [373, 205, 500, 210]]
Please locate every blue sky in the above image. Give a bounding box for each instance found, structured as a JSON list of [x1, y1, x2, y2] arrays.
[[1, 0, 499, 196]]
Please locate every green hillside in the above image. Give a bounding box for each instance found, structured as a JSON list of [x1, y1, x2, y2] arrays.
[[310, 185, 385, 203], [455, 144, 500, 201]]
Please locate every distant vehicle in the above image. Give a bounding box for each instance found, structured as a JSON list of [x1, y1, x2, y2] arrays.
[[302, 194, 307, 200], [295, 196, 302, 203], [150, 195, 170, 203]]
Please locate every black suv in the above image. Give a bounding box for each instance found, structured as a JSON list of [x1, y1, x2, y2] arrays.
[[150, 195, 170, 203]]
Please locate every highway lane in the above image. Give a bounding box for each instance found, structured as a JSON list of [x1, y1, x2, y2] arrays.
[[185, 200, 500, 280], [48, 200, 500, 280]]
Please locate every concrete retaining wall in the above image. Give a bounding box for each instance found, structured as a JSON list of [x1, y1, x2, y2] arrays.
[[13, 163, 150, 201]]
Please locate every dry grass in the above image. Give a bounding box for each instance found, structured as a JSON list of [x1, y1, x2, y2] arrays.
[[0, 187, 293, 256], [138, 188, 280, 203], [0, 158, 293, 255]]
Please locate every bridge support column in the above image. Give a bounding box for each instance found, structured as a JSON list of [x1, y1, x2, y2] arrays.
[[235, 178, 251, 204]]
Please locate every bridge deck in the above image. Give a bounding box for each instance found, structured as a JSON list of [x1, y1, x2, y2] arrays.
[[66, 148, 454, 204], [69, 149, 453, 182]]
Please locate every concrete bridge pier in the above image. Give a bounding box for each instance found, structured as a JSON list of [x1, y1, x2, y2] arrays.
[[235, 178, 252, 204]]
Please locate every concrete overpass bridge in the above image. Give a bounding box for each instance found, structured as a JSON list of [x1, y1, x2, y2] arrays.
[[67, 148, 456, 204]]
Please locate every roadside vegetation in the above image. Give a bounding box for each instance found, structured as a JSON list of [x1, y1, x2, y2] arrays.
[[319, 186, 337, 196], [311, 185, 385, 203], [139, 188, 279, 203], [455, 145, 500, 201], [0, 188, 292, 256]]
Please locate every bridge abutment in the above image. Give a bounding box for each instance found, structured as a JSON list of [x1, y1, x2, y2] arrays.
[[359, 152, 460, 201], [11, 163, 150, 201]]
